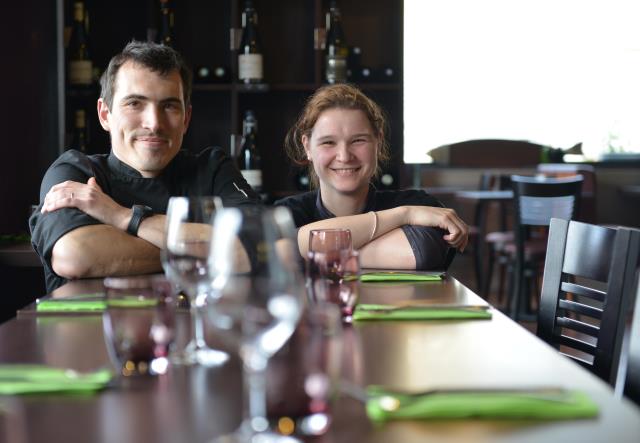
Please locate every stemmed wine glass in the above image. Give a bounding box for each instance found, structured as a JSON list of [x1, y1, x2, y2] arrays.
[[308, 228, 352, 255], [162, 196, 228, 366], [207, 206, 306, 443]]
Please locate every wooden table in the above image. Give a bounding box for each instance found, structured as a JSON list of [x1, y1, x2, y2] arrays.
[[1, 275, 639, 442], [0, 243, 41, 268]]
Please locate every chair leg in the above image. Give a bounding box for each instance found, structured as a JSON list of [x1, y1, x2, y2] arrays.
[[510, 263, 523, 320], [482, 244, 495, 299], [497, 257, 506, 307]]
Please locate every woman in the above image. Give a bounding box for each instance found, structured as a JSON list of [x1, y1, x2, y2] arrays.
[[275, 84, 468, 270]]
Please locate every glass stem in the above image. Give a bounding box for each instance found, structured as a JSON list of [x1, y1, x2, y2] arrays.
[[242, 352, 269, 433], [192, 291, 207, 350]]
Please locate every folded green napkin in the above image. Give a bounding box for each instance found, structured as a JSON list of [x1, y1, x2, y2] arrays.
[[360, 272, 443, 282], [353, 304, 492, 321], [365, 386, 599, 422], [36, 299, 106, 313], [0, 365, 113, 395], [36, 296, 158, 313]]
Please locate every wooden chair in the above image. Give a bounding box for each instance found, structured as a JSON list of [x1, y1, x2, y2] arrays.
[[536, 163, 597, 223], [623, 275, 640, 404], [537, 218, 640, 385], [508, 174, 583, 319]]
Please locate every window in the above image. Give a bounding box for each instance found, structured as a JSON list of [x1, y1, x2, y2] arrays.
[[404, 0, 640, 163]]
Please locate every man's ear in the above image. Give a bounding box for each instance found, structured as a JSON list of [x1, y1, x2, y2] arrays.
[[97, 98, 110, 132], [183, 104, 193, 134]]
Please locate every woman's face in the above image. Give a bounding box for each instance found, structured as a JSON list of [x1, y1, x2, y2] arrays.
[[303, 108, 378, 199]]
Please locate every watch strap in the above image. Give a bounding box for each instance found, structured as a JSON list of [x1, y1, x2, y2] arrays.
[[126, 205, 152, 236]]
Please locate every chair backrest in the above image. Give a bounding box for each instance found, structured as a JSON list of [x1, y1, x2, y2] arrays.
[[511, 175, 583, 228], [537, 218, 640, 385], [624, 276, 640, 405], [536, 164, 597, 222], [479, 173, 512, 192]]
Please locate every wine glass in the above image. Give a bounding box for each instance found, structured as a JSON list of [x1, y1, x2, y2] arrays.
[[207, 206, 306, 443], [308, 228, 352, 255], [307, 249, 360, 321], [162, 196, 228, 366]]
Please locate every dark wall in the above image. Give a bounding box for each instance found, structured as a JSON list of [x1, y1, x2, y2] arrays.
[[1, 3, 59, 233], [0, 3, 57, 319]]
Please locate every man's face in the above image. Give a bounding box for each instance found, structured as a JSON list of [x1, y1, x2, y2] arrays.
[[97, 61, 191, 177]]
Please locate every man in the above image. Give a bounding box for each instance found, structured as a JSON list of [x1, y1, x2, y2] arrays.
[[29, 41, 259, 292]]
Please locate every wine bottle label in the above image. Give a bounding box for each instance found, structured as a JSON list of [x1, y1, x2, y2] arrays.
[[69, 60, 93, 85], [326, 55, 347, 84], [239, 54, 263, 81], [241, 169, 263, 189]]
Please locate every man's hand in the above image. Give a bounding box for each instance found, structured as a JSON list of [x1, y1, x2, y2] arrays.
[[41, 177, 131, 231], [406, 206, 469, 252]]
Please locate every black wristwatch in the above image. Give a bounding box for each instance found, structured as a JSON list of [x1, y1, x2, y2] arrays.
[[126, 205, 153, 236]]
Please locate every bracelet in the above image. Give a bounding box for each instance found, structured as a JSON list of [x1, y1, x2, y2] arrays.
[[369, 211, 378, 242]]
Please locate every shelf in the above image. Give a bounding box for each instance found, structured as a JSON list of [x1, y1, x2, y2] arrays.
[[192, 82, 400, 93], [236, 83, 270, 93]]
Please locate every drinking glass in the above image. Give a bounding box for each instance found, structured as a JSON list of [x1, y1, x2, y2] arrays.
[[267, 303, 343, 437], [308, 228, 352, 255], [162, 196, 228, 366], [207, 206, 306, 443], [307, 249, 360, 320], [102, 276, 175, 376]]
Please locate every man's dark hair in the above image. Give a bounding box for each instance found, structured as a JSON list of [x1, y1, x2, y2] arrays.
[[100, 40, 193, 109]]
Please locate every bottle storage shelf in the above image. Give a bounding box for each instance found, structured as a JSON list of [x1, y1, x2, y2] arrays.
[[60, 0, 403, 196]]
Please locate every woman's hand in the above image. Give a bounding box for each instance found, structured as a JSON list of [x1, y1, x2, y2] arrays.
[[406, 206, 469, 251]]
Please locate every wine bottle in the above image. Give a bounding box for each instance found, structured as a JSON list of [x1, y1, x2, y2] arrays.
[[325, 0, 348, 84], [237, 110, 263, 192], [346, 46, 362, 81], [68, 1, 92, 87], [73, 109, 88, 153], [238, 0, 263, 84], [158, 0, 175, 47], [294, 168, 310, 191], [212, 66, 230, 83]]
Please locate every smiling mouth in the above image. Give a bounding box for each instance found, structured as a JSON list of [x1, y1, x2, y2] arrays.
[[135, 136, 168, 147], [330, 167, 361, 175]]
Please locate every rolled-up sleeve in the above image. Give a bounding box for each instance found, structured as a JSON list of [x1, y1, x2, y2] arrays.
[[28, 151, 100, 290], [401, 225, 449, 270]]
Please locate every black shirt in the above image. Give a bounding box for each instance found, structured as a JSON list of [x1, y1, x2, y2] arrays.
[[274, 187, 452, 270], [29, 147, 260, 292]]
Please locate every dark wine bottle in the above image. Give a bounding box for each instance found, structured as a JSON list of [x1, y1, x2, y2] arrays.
[[68, 1, 92, 87], [325, 0, 348, 84], [73, 109, 88, 153], [294, 168, 310, 191], [195, 66, 211, 83], [158, 0, 175, 47], [212, 66, 230, 83], [237, 110, 263, 192], [346, 46, 362, 81], [238, 0, 263, 84]]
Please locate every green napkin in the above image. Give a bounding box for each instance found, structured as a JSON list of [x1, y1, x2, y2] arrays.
[[365, 386, 599, 422], [36, 299, 106, 313], [353, 304, 492, 321], [360, 272, 443, 282], [36, 296, 158, 313], [0, 365, 113, 395]]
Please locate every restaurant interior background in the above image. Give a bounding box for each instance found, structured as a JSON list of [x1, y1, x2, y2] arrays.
[[1, 0, 639, 322]]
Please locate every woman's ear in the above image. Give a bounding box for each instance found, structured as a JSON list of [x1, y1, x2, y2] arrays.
[[302, 134, 311, 161]]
